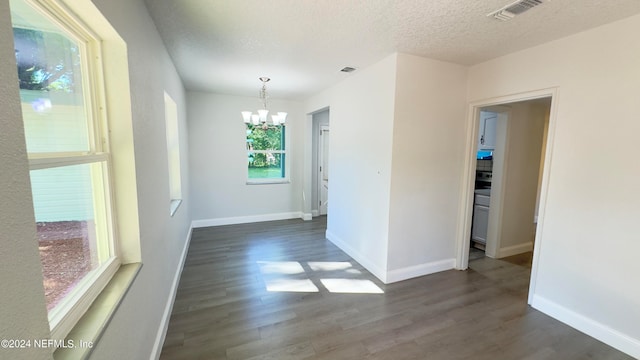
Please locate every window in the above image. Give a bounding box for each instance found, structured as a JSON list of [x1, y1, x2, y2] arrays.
[[164, 92, 182, 216], [11, 0, 120, 340], [246, 124, 288, 183]]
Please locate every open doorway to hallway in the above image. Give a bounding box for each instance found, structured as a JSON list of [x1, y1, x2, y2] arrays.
[[464, 96, 552, 278], [312, 109, 330, 217], [318, 125, 330, 215]]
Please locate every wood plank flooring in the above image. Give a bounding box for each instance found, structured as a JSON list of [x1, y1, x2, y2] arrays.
[[160, 217, 632, 359]]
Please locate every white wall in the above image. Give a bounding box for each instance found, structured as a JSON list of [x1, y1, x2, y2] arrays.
[[386, 53, 468, 281], [0, 1, 52, 358], [0, 0, 193, 358], [305, 54, 397, 281], [304, 53, 468, 283], [496, 101, 547, 255], [188, 92, 304, 224], [469, 14, 640, 357]]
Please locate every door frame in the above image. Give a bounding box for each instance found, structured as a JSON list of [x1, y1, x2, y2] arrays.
[[454, 87, 559, 305]]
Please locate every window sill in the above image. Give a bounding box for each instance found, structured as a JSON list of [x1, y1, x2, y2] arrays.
[[246, 180, 291, 185], [53, 263, 142, 360], [169, 199, 182, 217]]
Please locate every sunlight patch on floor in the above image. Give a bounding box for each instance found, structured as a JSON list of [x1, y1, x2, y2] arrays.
[[257, 261, 305, 275], [257, 261, 383, 294], [264, 278, 319, 292], [320, 279, 384, 294], [308, 261, 352, 272]]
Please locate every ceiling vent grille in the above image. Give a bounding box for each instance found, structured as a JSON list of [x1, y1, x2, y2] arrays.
[[488, 0, 544, 21]]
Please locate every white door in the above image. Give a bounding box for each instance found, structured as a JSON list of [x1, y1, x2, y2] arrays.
[[319, 126, 329, 215]]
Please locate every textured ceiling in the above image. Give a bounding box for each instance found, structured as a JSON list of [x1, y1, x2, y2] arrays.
[[144, 0, 640, 100]]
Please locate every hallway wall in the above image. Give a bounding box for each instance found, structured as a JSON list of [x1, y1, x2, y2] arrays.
[[305, 54, 398, 280], [386, 53, 468, 281]]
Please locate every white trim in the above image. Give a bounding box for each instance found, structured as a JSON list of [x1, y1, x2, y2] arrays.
[[453, 102, 478, 270], [325, 229, 387, 283], [28, 152, 109, 170], [150, 226, 193, 360], [531, 295, 640, 359], [311, 210, 319, 217], [528, 90, 559, 305], [386, 259, 455, 284], [496, 242, 533, 258], [49, 257, 120, 340], [301, 213, 313, 221], [191, 212, 303, 228], [246, 180, 291, 185]]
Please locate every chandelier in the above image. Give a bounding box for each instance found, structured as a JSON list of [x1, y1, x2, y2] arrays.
[[241, 77, 287, 127]]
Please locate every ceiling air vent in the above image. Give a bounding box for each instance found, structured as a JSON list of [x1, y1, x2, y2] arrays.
[[488, 0, 544, 21]]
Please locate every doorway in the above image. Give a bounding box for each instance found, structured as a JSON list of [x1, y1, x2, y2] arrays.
[[318, 125, 329, 215], [311, 109, 330, 217], [457, 89, 557, 304]]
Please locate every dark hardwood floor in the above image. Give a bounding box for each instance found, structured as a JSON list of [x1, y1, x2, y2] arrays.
[[160, 216, 632, 359]]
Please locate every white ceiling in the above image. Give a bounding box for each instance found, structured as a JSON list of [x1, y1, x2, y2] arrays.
[[144, 0, 640, 100]]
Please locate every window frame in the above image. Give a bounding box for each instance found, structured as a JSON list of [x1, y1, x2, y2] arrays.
[[11, 0, 121, 341], [246, 123, 290, 185]]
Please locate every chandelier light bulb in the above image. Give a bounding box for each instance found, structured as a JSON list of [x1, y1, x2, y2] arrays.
[[277, 112, 287, 124], [241, 111, 252, 123], [258, 109, 269, 123]]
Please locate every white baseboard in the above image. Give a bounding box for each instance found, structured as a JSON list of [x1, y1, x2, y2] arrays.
[[386, 258, 456, 284], [324, 230, 454, 284], [497, 241, 533, 258], [531, 295, 640, 359], [191, 212, 303, 228], [302, 213, 313, 221], [149, 226, 193, 360], [325, 229, 388, 283], [311, 210, 319, 217]]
